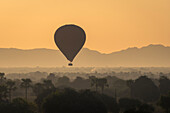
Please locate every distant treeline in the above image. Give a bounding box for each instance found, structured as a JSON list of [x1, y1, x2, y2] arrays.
[[0, 72, 170, 113], [1, 67, 170, 74]]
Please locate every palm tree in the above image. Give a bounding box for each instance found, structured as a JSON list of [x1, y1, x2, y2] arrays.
[[6, 79, 16, 102], [0, 73, 6, 85], [20, 78, 32, 100], [98, 78, 109, 94], [43, 80, 55, 89], [89, 76, 109, 93], [126, 80, 134, 98], [89, 76, 99, 92]]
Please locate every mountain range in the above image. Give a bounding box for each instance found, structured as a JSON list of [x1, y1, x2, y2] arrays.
[[0, 44, 170, 67]]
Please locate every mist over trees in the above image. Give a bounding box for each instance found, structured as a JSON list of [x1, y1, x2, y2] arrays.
[[0, 70, 170, 113]]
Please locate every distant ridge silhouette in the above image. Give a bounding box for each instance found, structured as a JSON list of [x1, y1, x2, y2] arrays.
[[0, 44, 170, 67]]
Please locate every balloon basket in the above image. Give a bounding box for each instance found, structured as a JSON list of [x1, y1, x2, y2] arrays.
[[68, 63, 73, 66]]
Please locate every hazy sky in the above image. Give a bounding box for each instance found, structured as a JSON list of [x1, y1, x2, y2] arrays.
[[0, 0, 170, 53]]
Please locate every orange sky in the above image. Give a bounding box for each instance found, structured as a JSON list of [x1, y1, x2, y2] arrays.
[[0, 0, 170, 53]]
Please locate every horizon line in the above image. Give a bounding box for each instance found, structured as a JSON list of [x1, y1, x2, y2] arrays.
[[0, 44, 169, 54]]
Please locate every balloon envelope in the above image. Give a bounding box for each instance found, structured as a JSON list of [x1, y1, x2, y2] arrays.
[[54, 24, 86, 62]]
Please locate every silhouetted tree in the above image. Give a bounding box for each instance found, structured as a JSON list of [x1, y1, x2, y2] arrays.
[[0, 85, 8, 102], [57, 76, 70, 87], [90, 77, 108, 93], [126, 80, 134, 98], [99, 94, 119, 113], [138, 103, 154, 113], [119, 98, 141, 112], [43, 80, 55, 89], [123, 103, 154, 113], [42, 88, 107, 113], [71, 76, 90, 89], [47, 73, 58, 84], [0, 73, 6, 85], [47, 73, 55, 80], [131, 76, 160, 102], [159, 76, 170, 95], [20, 78, 32, 100], [6, 80, 16, 102], [158, 93, 170, 113], [89, 76, 99, 91], [0, 98, 37, 113], [0, 73, 5, 80], [34, 80, 56, 111], [32, 83, 44, 97], [98, 78, 109, 94]]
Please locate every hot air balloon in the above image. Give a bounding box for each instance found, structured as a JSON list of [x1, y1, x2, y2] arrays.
[[54, 24, 86, 66]]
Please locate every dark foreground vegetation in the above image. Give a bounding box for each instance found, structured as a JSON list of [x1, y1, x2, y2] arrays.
[[0, 72, 170, 113]]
